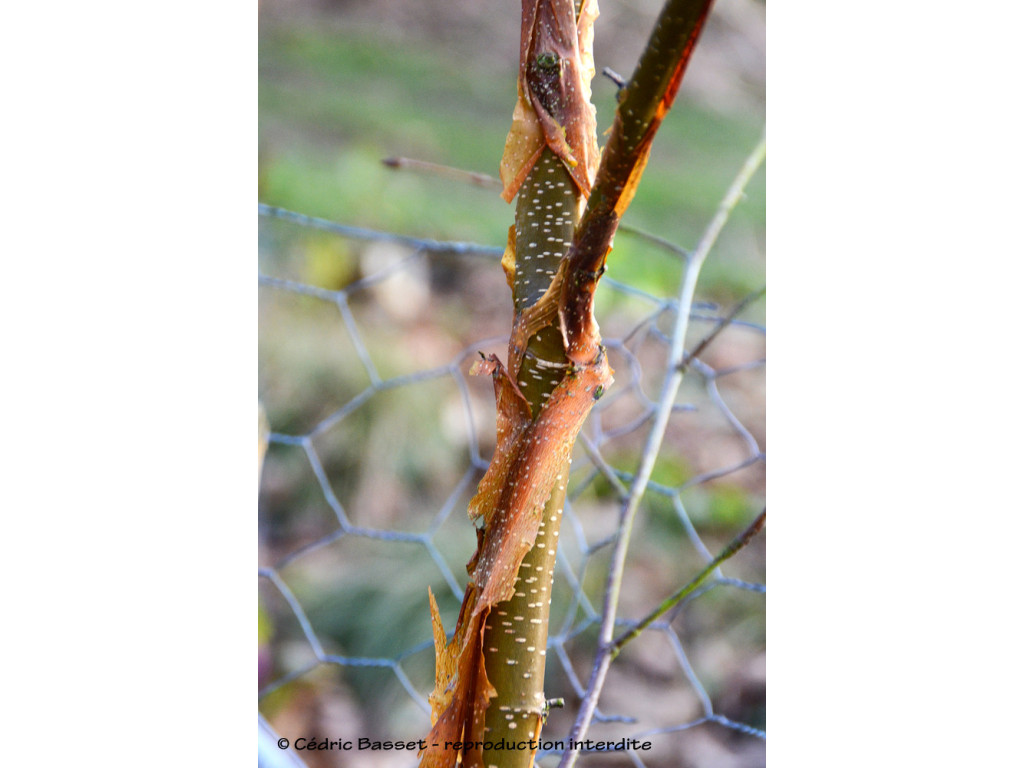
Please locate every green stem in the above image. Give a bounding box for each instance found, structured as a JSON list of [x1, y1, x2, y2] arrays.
[[481, 477, 569, 757], [480, 149, 577, 768]]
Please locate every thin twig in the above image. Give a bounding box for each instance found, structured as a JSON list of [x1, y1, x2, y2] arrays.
[[601, 66, 627, 90], [381, 156, 502, 189], [558, 131, 766, 768], [680, 285, 766, 372], [617, 224, 691, 259], [611, 509, 765, 656]]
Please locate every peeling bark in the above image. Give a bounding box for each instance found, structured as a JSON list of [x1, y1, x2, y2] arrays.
[[419, 2, 715, 767]]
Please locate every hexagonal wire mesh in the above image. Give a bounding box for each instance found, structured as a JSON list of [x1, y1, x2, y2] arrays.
[[258, 132, 765, 768]]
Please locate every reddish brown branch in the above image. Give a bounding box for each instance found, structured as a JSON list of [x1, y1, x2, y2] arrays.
[[560, 0, 716, 364]]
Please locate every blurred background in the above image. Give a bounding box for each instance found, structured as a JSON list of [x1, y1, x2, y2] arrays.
[[259, 1, 765, 766]]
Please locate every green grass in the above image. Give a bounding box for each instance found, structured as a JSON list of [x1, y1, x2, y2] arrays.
[[259, 22, 764, 301]]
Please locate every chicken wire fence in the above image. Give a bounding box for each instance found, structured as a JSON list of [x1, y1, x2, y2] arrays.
[[257, 154, 765, 768]]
